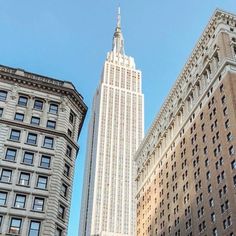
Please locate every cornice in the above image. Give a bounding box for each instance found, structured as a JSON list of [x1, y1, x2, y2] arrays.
[[134, 10, 236, 168], [0, 65, 87, 115]]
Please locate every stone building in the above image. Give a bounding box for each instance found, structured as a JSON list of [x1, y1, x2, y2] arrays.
[[79, 8, 144, 236], [0, 65, 87, 235], [135, 9, 236, 236]]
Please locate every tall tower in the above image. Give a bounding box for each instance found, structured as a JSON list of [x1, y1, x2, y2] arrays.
[[79, 8, 144, 236]]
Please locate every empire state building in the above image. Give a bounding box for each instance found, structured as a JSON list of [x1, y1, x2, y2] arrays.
[[79, 8, 144, 236]]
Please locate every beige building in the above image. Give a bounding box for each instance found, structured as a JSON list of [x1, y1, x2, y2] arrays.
[[0, 65, 87, 235], [135, 9, 236, 236]]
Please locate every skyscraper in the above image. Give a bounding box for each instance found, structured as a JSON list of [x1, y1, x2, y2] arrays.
[[135, 9, 236, 236], [79, 8, 144, 236], [0, 65, 87, 236]]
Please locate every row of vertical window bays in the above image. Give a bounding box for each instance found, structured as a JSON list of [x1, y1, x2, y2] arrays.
[[7, 129, 73, 157], [137, 79, 226, 185], [0, 215, 64, 236], [0, 167, 71, 193], [0, 92, 77, 136], [140, 141, 235, 200], [139, 83, 230, 190], [138, 215, 234, 236]]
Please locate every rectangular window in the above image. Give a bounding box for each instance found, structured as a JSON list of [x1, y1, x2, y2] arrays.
[[55, 228, 62, 236], [0, 91, 7, 101], [14, 113, 24, 122], [18, 96, 28, 106], [69, 111, 75, 124], [19, 172, 30, 186], [64, 163, 70, 177], [28, 220, 41, 236], [40, 155, 51, 168], [10, 129, 21, 141], [49, 104, 58, 114], [5, 148, 17, 161], [28, 221, 41, 236], [33, 197, 44, 211], [0, 169, 12, 182], [0, 108, 3, 117], [43, 137, 54, 149], [31, 116, 40, 126], [0, 215, 3, 229], [47, 120, 56, 129], [23, 152, 34, 165], [9, 218, 22, 235], [61, 183, 68, 197], [37, 176, 48, 189], [34, 100, 43, 110], [0, 192, 7, 205], [14, 194, 26, 208], [58, 205, 65, 219], [66, 145, 72, 157], [27, 133, 37, 145]]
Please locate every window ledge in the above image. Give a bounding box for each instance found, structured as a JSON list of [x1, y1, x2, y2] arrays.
[[24, 143, 38, 147], [15, 184, 30, 188], [11, 207, 26, 211]]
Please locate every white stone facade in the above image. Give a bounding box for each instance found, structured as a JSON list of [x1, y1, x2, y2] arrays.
[[0, 65, 87, 236], [79, 9, 144, 236]]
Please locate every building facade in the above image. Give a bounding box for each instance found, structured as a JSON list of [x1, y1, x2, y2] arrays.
[[135, 10, 236, 236], [79, 8, 144, 236], [0, 65, 87, 235]]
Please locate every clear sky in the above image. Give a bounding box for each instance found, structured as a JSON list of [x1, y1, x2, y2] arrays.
[[1, 1, 236, 235]]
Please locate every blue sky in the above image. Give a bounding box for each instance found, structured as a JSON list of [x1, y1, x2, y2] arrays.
[[1, 1, 236, 235]]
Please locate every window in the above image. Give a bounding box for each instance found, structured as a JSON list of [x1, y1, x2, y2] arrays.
[[229, 146, 235, 155], [67, 129, 72, 137], [27, 133, 37, 145], [0, 215, 3, 229], [232, 160, 236, 169], [233, 175, 236, 186], [49, 103, 58, 114], [40, 155, 51, 168], [31, 116, 40, 126], [33, 197, 44, 211], [0, 169, 12, 182], [227, 132, 233, 141], [47, 120, 56, 129], [55, 227, 62, 236], [0, 91, 7, 101], [14, 194, 26, 208], [61, 183, 68, 197], [10, 129, 21, 141], [28, 221, 41, 236], [34, 100, 43, 110], [9, 218, 22, 234], [14, 113, 24, 122], [64, 163, 70, 177], [69, 111, 75, 124], [211, 213, 216, 222], [66, 145, 72, 157], [0, 108, 3, 117], [18, 96, 28, 106], [43, 137, 54, 149], [19, 172, 30, 186], [5, 148, 17, 161], [213, 228, 218, 236], [23, 152, 34, 165], [37, 176, 48, 189], [0, 192, 7, 205], [58, 204, 65, 219]]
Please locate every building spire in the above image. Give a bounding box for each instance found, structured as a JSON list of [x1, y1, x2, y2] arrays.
[[112, 6, 124, 54]]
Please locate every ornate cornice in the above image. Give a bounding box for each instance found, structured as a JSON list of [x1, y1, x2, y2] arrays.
[[0, 65, 87, 114], [134, 10, 236, 172]]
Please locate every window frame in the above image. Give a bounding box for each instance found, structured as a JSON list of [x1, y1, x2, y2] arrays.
[[19, 172, 30, 186], [27, 133, 38, 145], [33, 99, 44, 110], [9, 218, 22, 235], [49, 103, 58, 114], [14, 113, 24, 122], [43, 137, 54, 149], [28, 221, 41, 236], [5, 148, 17, 161], [18, 96, 28, 107], [31, 116, 40, 126], [10, 129, 21, 141], [0, 169, 12, 183], [14, 194, 26, 209], [0, 90, 7, 101], [36, 176, 48, 189]]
